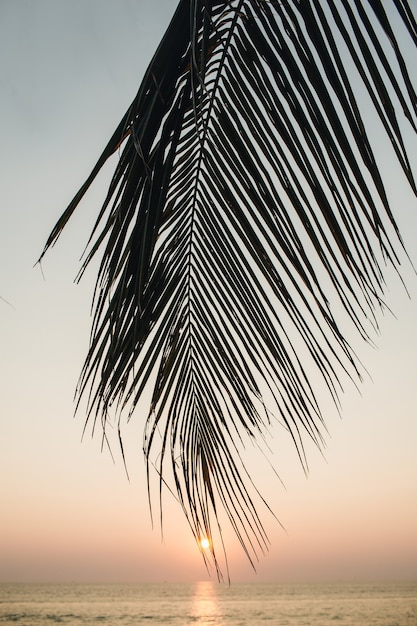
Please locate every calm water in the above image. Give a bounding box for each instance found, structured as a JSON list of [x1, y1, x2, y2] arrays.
[[0, 581, 416, 625]]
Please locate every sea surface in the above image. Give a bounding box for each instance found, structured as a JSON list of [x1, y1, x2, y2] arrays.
[[0, 581, 416, 625]]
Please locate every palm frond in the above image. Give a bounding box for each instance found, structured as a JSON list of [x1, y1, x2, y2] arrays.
[[40, 0, 417, 577]]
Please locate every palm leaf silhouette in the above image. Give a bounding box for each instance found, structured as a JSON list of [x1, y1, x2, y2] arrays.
[[40, 0, 416, 577]]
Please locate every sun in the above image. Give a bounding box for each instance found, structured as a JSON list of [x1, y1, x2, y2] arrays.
[[200, 537, 210, 550]]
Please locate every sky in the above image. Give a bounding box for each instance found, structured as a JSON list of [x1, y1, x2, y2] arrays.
[[0, 1, 416, 584]]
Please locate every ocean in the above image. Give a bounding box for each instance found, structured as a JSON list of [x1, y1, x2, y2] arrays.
[[0, 581, 416, 625]]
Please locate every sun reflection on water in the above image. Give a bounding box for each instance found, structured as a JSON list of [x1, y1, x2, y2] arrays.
[[190, 581, 222, 624]]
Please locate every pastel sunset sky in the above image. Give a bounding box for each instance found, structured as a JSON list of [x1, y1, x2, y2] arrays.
[[1, 1, 416, 583]]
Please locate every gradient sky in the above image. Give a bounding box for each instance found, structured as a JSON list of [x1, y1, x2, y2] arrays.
[[1, 1, 416, 583]]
